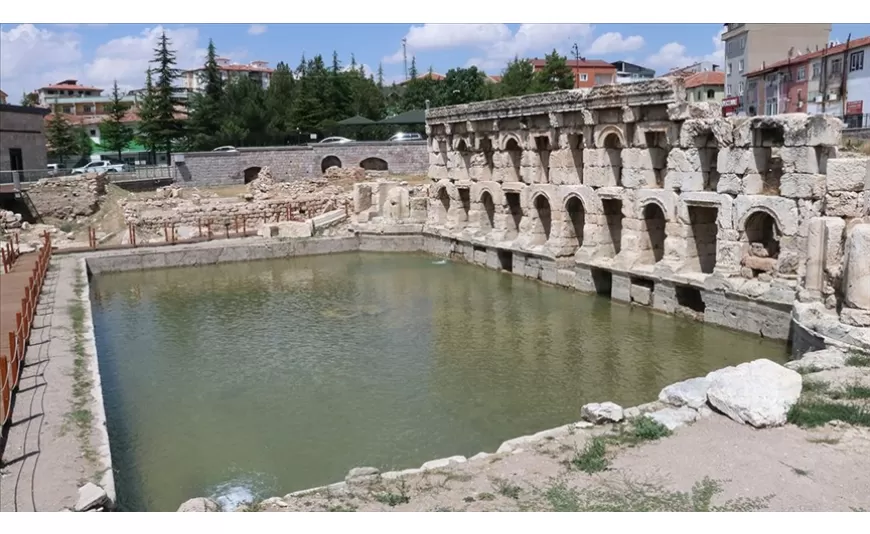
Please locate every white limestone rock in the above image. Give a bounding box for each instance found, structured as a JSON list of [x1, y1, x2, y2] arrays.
[[646, 406, 700, 431], [706, 359, 802, 428], [658, 376, 711, 409], [784, 348, 847, 372], [580, 401, 624, 424], [420, 455, 466, 471], [177, 497, 222, 512], [345, 466, 380, 484], [75, 482, 109, 512]]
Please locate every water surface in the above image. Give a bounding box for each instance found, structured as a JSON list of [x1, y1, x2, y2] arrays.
[[89, 252, 787, 511]]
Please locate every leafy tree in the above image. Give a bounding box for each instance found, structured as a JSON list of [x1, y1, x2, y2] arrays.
[[75, 128, 93, 162], [100, 80, 135, 160], [498, 57, 536, 97], [441, 67, 489, 106], [533, 49, 574, 92], [219, 76, 268, 145], [45, 109, 78, 166], [265, 61, 295, 143], [147, 31, 186, 162], [186, 39, 225, 150], [20, 92, 39, 107]]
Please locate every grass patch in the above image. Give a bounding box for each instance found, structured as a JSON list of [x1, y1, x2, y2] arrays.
[[802, 380, 830, 394], [492, 477, 522, 499], [795, 366, 823, 375], [787, 400, 870, 428], [543, 477, 772, 512], [569, 437, 609, 474], [806, 435, 841, 445], [477, 492, 496, 501], [326, 504, 357, 512], [64, 266, 98, 465], [615, 416, 672, 445], [829, 385, 870, 400], [846, 353, 870, 367], [373, 480, 410, 507]]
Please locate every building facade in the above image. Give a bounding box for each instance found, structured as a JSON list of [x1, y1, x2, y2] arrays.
[[35, 80, 103, 107], [722, 23, 832, 114], [0, 90, 7, 105], [0, 104, 50, 178], [744, 35, 870, 124], [182, 57, 274, 92], [684, 71, 726, 104], [666, 61, 720, 77], [612, 61, 655, 84], [529, 58, 617, 88]]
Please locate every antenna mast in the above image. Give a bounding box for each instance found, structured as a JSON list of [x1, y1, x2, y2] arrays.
[[402, 38, 408, 81]]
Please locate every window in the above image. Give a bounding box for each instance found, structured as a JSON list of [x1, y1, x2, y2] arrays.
[[740, 36, 746, 51], [62, 106, 72, 113], [727, 62, 733, 75], [726, 84, 732, 96], [579, 73, 588, 82], [697, 91, 702, 100], [797, 90, 803, 108], [738, 59, 744, 73], [707, 89, 715, 99], [84, 105, 94, 113], [850, 50, 864, 72], [812, 62, 821, 79], [738, 81, 744, 94], [831, 58, 842, 74], [796, 66, 806, 81]]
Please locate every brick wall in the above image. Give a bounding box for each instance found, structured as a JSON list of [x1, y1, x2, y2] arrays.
[[174, 142, 428, 187]]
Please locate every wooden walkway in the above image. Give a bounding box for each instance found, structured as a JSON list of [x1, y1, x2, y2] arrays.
[[1, 236, 51, 428]]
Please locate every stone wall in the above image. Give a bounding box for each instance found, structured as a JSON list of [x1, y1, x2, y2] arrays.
[[0, 104, 50, 174], [351, 78, 870, 347], [27, 173, 108, 220], [174, 142, 428, 187]]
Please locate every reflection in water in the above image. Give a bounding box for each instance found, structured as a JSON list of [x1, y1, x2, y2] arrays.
[[90, 252, 787, 511]]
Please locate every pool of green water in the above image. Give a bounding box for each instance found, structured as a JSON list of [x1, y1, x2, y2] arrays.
[[89, 252, 787, 511]]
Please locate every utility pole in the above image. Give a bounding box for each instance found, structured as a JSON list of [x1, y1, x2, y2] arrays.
[[572, 42, 580, 63], [402, 38, 408, 81]]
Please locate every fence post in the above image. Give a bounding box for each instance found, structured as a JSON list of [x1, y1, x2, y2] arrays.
[[1, 248, 7, 274], [1, 355, 9, 425]]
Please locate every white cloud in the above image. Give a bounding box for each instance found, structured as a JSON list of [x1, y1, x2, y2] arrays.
[[0, 24, 210, 98], [388, 23, 594, 76], [645, 27, 725, 72], [1, 24, 83, 99], [248, 24, 267, 36], [585, 32, 645, 55]]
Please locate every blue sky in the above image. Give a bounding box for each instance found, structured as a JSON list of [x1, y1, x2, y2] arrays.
[[2, 23, 869, 100]]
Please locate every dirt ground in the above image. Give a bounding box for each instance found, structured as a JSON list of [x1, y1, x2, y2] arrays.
[[252, 362, 870, 513]]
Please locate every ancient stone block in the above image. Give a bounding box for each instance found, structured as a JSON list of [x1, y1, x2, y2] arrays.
[[826, 158, 869, 192], [667, 148, 702, 172], [717, 173, 742, 195], [843, 224, 870, 310], [825, 191, 863, 218], [678, 118, 733, 148], [779, 173, 825, 199], [621, 168, 658, 189], [742, 174, 764, 195]]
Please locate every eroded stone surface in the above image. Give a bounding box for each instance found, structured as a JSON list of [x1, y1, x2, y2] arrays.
[[707, 359, 802, 428], [581, 402, 624, 424]]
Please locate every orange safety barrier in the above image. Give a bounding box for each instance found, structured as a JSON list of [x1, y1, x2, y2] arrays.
[[1, 232, 52, 434]]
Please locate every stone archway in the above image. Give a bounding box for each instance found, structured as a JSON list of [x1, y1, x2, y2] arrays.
[[480, 190, 496, 231], [360, 157, 388, 171], [532, 194, 552, 243], [243, 166, 262, 184], [564, 195, 586, 249], [436, 187, 451, 224], [742, 210, 781, 278], [642, 203, 667, 264], [321, 156, 342, 174], [603, 132, 623, 187]]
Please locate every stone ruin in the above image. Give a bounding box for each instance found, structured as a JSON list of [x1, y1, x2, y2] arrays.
[[351, 78, 870, 352], [26, 173, 109, 220]]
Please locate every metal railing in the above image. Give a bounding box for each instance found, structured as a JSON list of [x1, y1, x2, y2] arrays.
[[1, 232, 52, 431], [0, 165, 177, 187]]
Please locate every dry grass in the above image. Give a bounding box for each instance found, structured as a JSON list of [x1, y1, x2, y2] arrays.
[[840, 138, 870, 155]]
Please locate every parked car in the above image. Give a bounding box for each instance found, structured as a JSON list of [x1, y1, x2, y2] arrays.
[[71, 160, 128, 174], [318, 136, 353, 144], [46, 163, 65, 177], [212, 145, 238, 152], [388, 132, 423, 142]]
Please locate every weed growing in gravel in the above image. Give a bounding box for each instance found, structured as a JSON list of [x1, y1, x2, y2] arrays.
[[570, 437, 609, 474], [787, 400, 870, 428], [801, 380, 830, 394], [615, 416, 672, 445], [492, 477, 522, 499], [845, 353, 870, 367], [543, 477, 772, 512], [374, 480, 410, 507], [829, 385, 870, 400]]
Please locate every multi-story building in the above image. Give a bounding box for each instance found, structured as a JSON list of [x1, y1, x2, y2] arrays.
[[684, 71, 726, 104], [0, 90, 7, 105], [182, 57, 274, 92], [35, 80, 103, 107], [744, 35, 870, 125], [721, 23, 832, 114], [666, 61, 720, 77], [529, 58, 617, 88], [611, 61, 655, 84]]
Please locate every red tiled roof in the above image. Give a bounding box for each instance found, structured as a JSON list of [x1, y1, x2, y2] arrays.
[[529, 58, 616, 69], [397, 72, 446, 85], [185, 63, 274, 74], [44, 108, 186, 126], [745, 35, 870, 78], [684, 70, 725, 88], [488, 75, 502, 83]]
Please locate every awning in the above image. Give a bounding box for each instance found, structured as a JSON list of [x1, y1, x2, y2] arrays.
[[378, 109, 426, 125], [337, 115, 376, 125]]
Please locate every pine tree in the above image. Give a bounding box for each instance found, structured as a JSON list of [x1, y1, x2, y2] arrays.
[[100, 80, 135, 160], [533, 49, 574, 92], [148, 31, 185, 162], [498, 57, 536, 97], [350, 54, 357, 71], [409, 56, 418, 80], [265, 61, 295, 143], [296, 53, 307, 77], [45, 107, 78, 166], [187, 39, 226, 150], [377, 63, 385, 89], [136, 69, 161, 161]]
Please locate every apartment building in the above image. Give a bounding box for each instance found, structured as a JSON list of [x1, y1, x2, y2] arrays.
[[0, 90, 7, 105], [666, 61, 720, 77], [744, 35, 870, 126], [183, 57, 274, 92], [721, 23, 832, 114], [685, 71, 726, 104], [35, 80, 103, 107], [612, 61, 655, 84], [529, 58, 617, 88]]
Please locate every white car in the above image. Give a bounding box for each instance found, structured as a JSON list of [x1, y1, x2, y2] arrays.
[[318, 136, 353, 144], [388, 132, 423, 142], [212, 146, 238, 152], [71, 160, 128, 174]]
